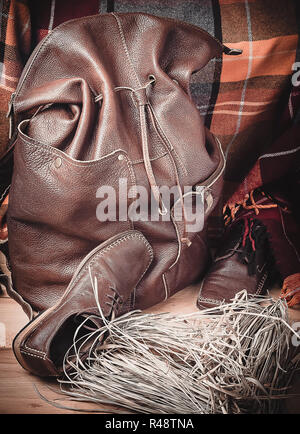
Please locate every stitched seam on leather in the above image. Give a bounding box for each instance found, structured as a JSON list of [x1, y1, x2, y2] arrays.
[[19, 133, 127, 168], [256, 271, 268, 295], [198, 296, 223, 306], [20, 350, 46, 360], [23, 344, 45, 355], [21, 342, 47, 358], [197, 278, 223, 306], [75, 233, 153, 310], [71, 233, 153, 287], [111, 13, 141, 87], [51, 233, 153, 314], [22, 233, 153, 357]]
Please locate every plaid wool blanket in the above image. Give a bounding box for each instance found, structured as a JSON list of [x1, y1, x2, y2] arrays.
[[0, 0, 299, 304]]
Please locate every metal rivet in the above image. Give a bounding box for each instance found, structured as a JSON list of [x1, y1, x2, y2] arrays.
[[118, 154, 124, 161], [54, 157, 62, 168]]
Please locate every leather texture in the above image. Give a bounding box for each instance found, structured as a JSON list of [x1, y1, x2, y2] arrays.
[[197, 218, 275, 310], [7, 12, 227, 314], [13, 230, 153, 376]]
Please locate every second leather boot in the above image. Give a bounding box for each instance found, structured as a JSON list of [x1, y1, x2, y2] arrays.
[[13, 230, 153, 377]]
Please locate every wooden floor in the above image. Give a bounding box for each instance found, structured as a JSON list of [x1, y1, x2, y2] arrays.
[[1, 283, 299, 414]]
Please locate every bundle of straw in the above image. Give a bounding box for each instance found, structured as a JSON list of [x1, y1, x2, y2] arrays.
[[57, 290, 299, 414]]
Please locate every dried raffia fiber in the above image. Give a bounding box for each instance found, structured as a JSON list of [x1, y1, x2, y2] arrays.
[[55, 280, 300, 414]]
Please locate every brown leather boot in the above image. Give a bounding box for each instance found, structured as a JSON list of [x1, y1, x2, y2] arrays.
[[13, 230, 153, 377], [197, 217, 277, 310], [197, 186, 300, 310]]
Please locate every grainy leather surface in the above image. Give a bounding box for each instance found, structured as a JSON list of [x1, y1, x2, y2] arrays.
[[7, 12, 225, 313], [13, 230, 154, 376], [197, 219, 274, 309]]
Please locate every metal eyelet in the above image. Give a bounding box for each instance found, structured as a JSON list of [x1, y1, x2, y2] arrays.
[[148, 74, 156, 84]]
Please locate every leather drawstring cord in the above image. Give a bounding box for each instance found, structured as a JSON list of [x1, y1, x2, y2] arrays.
[[95, 78, 191, 246]]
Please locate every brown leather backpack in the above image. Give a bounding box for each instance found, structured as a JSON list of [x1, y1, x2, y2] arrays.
[[7, 12, 240, 318]]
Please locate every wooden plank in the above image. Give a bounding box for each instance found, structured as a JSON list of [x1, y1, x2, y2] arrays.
[[0, 283, 299, 414], [0, 297, 28, 349], [0, 348, 112, 414]]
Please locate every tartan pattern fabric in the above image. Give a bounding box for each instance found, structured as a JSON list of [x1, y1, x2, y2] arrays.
[[0, 1, 299, 300], [1, 0, 299, 202], [0, 0, 31, 156]]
